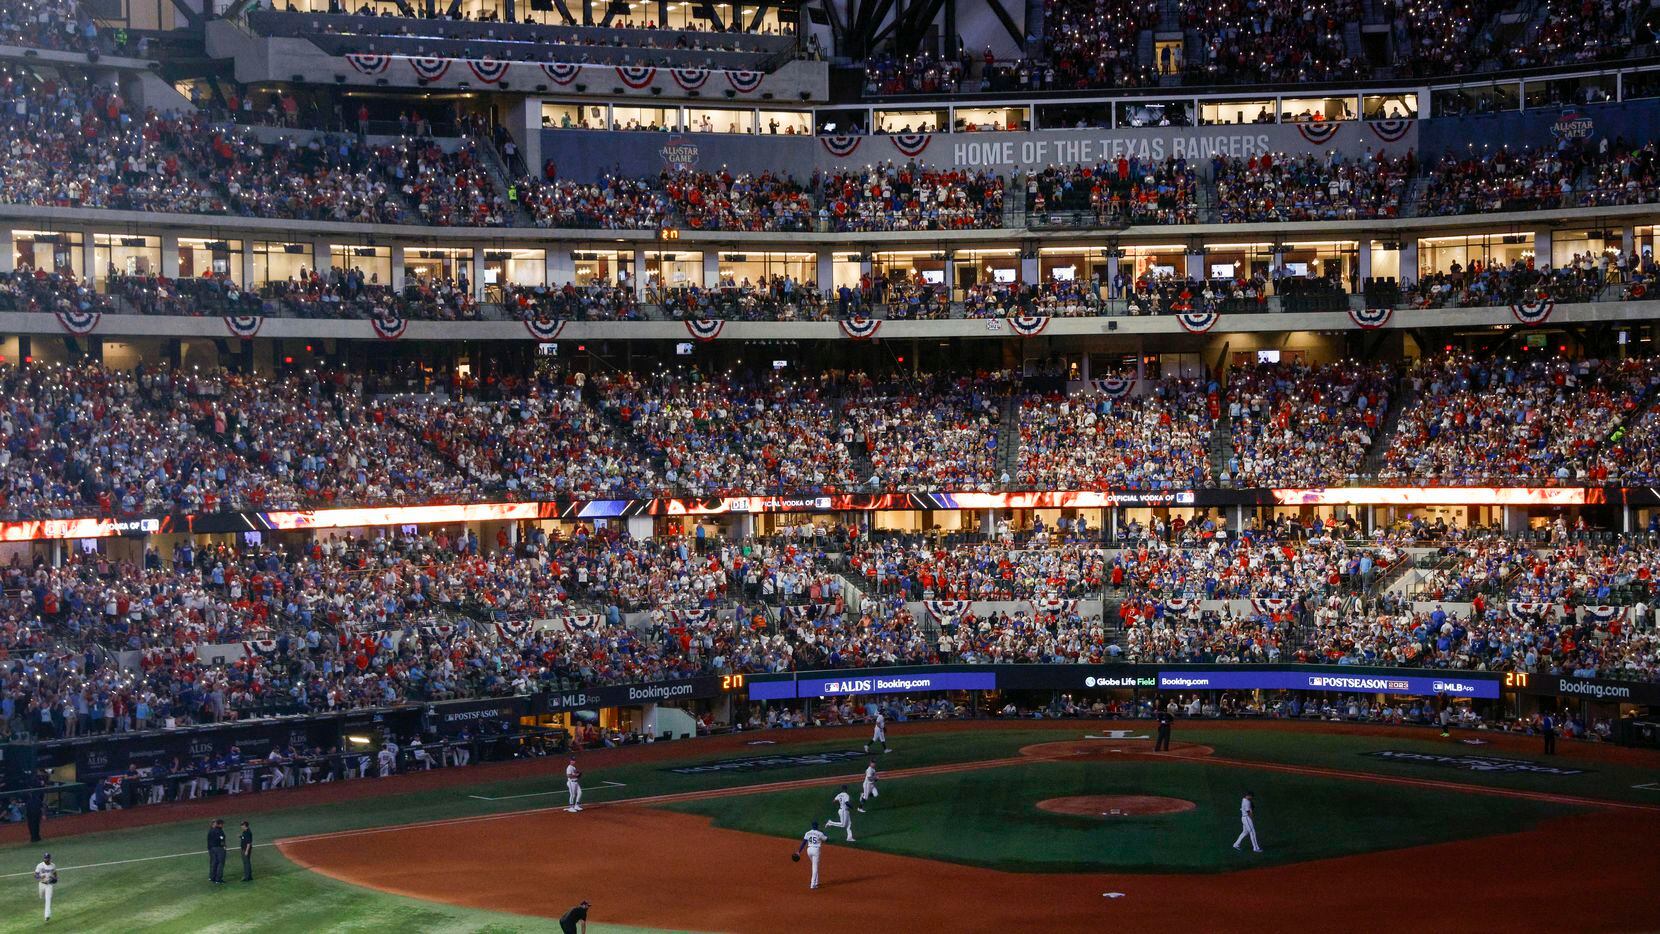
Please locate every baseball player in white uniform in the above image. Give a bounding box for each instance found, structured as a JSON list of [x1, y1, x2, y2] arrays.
[[1233, 791, 1261, 852], [33, 852, 56, 921], [795, 821, 828, 889], [824, 785, 855, 841], [858, 760, 878, 812], [565, 758, 584, 812], [864, 711, 890, 754]]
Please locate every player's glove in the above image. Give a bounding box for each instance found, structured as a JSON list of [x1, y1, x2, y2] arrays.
[[791, 853, 801, 862]]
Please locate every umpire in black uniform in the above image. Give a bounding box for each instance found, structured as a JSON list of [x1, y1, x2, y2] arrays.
[[1155, 708, 1174, 751], [207, 818, 228, 884], [240, 821, 255, 881], [560, 900, 590, 934]]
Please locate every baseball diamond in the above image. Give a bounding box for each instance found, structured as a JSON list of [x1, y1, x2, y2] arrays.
[[0, 722, 1656, 931]]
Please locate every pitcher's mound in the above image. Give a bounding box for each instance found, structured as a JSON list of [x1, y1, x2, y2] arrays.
[[1037, 795, 1196, 817]]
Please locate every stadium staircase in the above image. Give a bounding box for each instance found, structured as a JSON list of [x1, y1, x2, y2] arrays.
[[1343, 22, 1366, 64], [1207, 416, 1233, 480], [1361, 375, 1414, 476], [993, 395, 1023, 485], [1195, 178, 1216, 223], [474, 138, 537, 227], [1400, 175, 1432, 218]]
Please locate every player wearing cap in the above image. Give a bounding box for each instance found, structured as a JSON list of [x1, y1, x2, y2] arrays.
[[33, 852, 57, 921], [565, 758, 583, 812], [824, 785, 855, 842]]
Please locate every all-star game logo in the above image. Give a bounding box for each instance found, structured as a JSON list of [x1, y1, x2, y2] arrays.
[[1365, 750, 1587, 775], [1550, 110, 1594, 141], [660, 136, 701, 170]]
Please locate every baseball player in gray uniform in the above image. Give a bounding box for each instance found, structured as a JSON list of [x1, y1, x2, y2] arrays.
[[1233, 791, 1262, 852]]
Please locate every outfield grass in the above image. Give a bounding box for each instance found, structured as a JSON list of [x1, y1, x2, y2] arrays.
[[1182, 727, 1660, 802], [0, 723, 1630, 932], [661, 757, 1581, 873]]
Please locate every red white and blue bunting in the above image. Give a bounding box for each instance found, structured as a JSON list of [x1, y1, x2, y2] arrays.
[[1007, 315, 1050, 337], [495, 620, 535, 641], [1367, 118, 1412, 143], [242, 639, 280, 657], [685, 318, 725, 341], [523, 317, 566, 341], [541, 62, 580, 85], [1510, 298, 1555, 326], [820, 135, 861, 157], [55, 309, 100, 335], [616, 65, 658, 89], [345, 53, 390, 75], [411, 57, 451, 81], [1163, 597, 1195, 615], [725, 70, 763, 92], [1250, 597, 1296, 615], [670, 67, 709, 90], [1175, 310, 1218, 333], [421, 623, 459, 640], [1090, 377, 1136, 398], [1030, 597, 1078, 616], [371, 313, 408, 341], [1296, 122, 1341, 145], [923, 599, 971, 622], [544, 613, 600, 632], [1348, 306, 1393, 329], [223, 315, 264, 340], [467, 58, 509, 85], [1506, 601, 1552, 621], [890, 133, 930, 157], [1579, 605, 1627, 624], [673, 607, 718, 625], [839, 316, 882, 339]]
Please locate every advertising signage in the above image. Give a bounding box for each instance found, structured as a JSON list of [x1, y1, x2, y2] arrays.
[[755, 672, 998, 700], [1157, 670, 1501, 699], [1508, 673, 1659, 705], [749, 665, 1509, 700]]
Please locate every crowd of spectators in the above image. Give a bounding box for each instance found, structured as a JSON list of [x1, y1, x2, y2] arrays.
[[657, 278, 828, 321], [596, 369, 855, 495], [1419, 139, 1660, 216], [1212, 151, 1413, 222], [1017, 378, 1216, 490], [502, 282, 642, 321], [1223, 360, 1395, 486], [1379, 356, 1660, 484], [0, 73, 221, 214], [817, 163, 1006, 231], [1024, 157, 1199, 226], [662, 169, 814, 232], [842, 371, 1017, 491]]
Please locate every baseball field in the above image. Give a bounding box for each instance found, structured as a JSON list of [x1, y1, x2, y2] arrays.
[[1, 719, 1657, 933]]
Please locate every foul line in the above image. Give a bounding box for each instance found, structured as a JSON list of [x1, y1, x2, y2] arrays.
[[467, 780, 628, 802], [0, 843, 279, 879]]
